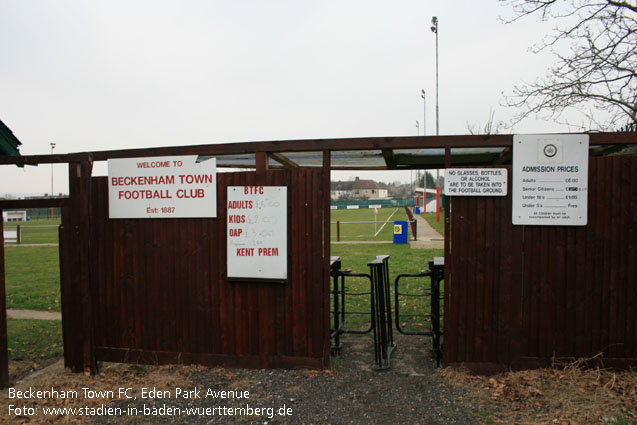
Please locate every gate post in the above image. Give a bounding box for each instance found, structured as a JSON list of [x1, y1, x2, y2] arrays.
[[369, 255, 395, 371], [62, 159, 96, 374], [429, 257, 444, 366], [0, 210, 8, 387]]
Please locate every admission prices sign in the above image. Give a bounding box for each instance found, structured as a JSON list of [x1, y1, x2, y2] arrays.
[[108, 155, 217, 218], [227, 186, 287, 281], [512, 134, 589, 226], [444, 168, 507, 196]]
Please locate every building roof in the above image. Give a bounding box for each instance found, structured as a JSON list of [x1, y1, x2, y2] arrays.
[[331, 181, 354, 191], [352, 178, 379, 190], [0, 120, 22, 156]]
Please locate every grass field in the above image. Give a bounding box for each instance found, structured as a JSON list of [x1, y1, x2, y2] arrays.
[[3, 218, 60, 244], [7, 319, 63, 361], [331, 207, 412, 241], [331, 243, 444, 333], [4, 246, 61, 311]]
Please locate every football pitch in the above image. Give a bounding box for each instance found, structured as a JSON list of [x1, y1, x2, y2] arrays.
[[330, 207, 412, 241]]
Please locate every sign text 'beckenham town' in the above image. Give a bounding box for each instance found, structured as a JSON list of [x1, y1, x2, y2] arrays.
[[108, 155, 217, 218]]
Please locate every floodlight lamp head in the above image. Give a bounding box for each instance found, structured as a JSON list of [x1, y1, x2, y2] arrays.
[[430, 26, 437, 33], [431, 16, 438, 25], [421, 89, 425, 95]]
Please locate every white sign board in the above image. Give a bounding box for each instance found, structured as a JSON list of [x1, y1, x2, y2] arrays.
[[512, 134, 588, 226], [227, 186, 287, 281], [444, 168, 507, 196], [3, 230, 17, 241], [108, 156, 217, 218]]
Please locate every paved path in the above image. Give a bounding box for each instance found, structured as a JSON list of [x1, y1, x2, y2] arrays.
[[4, 243, 59, 247], [409, 214, 444, 249], [332, 240, 394, 244], [7, 309, 61, 320]]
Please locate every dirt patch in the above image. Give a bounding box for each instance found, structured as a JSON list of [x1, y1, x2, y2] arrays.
[[1, 334, 475, 424], [437, 356, 637, 424], [9, 358, 62, 385]]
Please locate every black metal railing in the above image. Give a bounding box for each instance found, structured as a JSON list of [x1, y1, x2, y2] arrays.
[[368, 255, 395, 370], [394, 257, 444, 366], [330, 256, 374, 355], [330, 255, 444, 369]]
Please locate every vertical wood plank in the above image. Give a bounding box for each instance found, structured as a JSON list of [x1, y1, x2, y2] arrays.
[[628, 158, 637, 357], [0, 210, 8, 387], [68, 160, 96, 374], [443, 146, 452, 365], [322, 151, 331, 366]]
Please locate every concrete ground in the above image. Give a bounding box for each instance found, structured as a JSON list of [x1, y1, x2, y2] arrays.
[[7, 309, 61, 320], [409, 214, 444, 249]]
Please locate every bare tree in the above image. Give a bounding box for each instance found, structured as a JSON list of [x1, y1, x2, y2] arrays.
[[500, 0, 637, 130], [467, 108, 506, 134]]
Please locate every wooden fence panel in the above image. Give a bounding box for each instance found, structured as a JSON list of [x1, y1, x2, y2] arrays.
[[0, 212, 8, 387], [88, 168, 328, 369], [446, 157, 637, 371]]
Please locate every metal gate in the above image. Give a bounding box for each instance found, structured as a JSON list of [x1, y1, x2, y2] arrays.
[[330, 255, 444, 369]]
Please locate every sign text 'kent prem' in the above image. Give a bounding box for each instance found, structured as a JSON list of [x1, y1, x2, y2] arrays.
[[227, 186, 287, 281], [108, 156, 217, 218]]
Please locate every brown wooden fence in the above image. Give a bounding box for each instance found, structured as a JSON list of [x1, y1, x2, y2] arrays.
[[445, 156, 637, 372], [60, 168, 330, 371]]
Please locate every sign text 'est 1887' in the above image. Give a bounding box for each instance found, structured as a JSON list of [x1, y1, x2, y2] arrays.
[[108, 155, 217, 219]]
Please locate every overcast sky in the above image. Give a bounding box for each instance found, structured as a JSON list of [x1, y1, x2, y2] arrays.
[[1, 0, 574, 195]]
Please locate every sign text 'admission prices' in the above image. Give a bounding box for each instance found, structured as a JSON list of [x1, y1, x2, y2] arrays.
[[512, 134, 588, 226]]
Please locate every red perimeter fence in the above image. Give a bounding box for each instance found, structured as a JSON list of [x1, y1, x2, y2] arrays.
[[60, 168, 330, 372], [446, 156, 637, 372]]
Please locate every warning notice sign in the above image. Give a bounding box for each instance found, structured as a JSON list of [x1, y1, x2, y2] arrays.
[[444, 168, 508, 196]]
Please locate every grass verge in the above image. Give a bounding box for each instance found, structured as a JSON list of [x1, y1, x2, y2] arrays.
[[330, 243, 443, 332], [7, 319, 63, 361], [4, 246, 61, 311], [3, 218, 60, 244], [437, 359, 637, 425]]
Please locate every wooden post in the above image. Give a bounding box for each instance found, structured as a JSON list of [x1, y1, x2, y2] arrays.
[[337, 221, 340, 242], [63, 160, 96, 374], [16, 225, 20, 245], [0, 209, 9, 387], [322, 150, 331, 366], [256, 151, 268, 179], [436, 186, 441, 222], [443, 146, 451, 366]]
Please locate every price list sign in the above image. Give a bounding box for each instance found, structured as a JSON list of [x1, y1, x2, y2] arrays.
[[227, 186, 287, 281], [512, 134, 589, 226]]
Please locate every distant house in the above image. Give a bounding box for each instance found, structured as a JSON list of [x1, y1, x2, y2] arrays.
[[0, 119, 22, 156], [331, 177, 389, 200], [330, 181, 354, 200]]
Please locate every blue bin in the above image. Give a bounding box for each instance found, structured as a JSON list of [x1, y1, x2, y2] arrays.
[[393, 221, 408, 244], [414, 206, 420, 215]]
